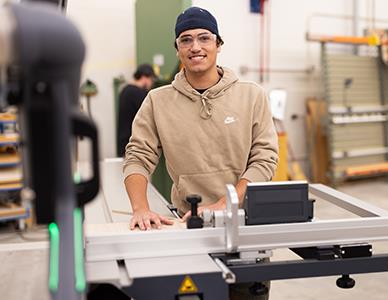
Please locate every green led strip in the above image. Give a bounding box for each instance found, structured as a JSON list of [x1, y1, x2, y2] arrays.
[[73, 171, 86, 292], [48, 222, 60, 292], [74, 208, 86, 292], [73, 172, 81, 184], [49, 173, 86, 293]]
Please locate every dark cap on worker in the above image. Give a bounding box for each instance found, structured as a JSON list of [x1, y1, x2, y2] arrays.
[[133, 64, 156, 79], [175, 7, 224, 44]]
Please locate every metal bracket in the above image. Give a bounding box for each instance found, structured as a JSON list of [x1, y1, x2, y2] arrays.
[[203, 209, 245, 228], [225, 184, 239, 253], [226, 250, 273, 266]]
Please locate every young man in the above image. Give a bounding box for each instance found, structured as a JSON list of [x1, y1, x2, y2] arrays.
[[123, 6, 278, 300], [117, 63, 156, 156], [124, 6, 278, 228], [124, 7, 278, 230]]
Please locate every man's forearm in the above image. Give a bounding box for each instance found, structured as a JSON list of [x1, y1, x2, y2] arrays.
[[124, 174, 149, 211], [236, 178, 249, 205], [183, 178, 250, 221], [217, 178, 249, 207]]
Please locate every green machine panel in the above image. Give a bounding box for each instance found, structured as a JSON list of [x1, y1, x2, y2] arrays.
[[136, 0, 191, 201], [136, 0, 191, 80]]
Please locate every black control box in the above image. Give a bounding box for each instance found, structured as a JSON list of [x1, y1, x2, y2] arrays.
[[244, 181, 314, 225]]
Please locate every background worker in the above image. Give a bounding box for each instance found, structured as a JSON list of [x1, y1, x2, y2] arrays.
[[116, 63, 156, 156]]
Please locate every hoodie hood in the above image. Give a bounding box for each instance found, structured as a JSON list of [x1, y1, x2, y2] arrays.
[[172, 66, 238, 119]]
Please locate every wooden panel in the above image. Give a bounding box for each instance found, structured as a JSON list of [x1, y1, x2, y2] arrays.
[[346, 162, 388, 176], [0, 114, 16, 122], [272, 133, 288, 181], [84, 219, 185, 235], [0, 203, 26, 218], [306, 99, 329, 184], [0, 167, 22, 184], [333, 154, 387, 174]]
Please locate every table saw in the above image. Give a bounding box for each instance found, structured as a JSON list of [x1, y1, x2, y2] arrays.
[[82, 160, 388, 300]]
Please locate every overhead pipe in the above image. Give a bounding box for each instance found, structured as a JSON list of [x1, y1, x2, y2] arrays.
[[240, 65, 315, 76], [306, 13, 388, 38]]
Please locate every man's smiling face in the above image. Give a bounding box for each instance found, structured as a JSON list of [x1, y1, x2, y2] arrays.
[[176, 28, 220, 75]]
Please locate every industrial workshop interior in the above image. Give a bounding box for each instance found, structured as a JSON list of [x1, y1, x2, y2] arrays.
[[1, 0, 388, 299]]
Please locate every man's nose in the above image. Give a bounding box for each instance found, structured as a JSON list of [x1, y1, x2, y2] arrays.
[[190, 38, 201, 51]]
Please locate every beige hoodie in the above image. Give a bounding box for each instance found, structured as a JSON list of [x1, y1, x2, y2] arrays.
[[124, 67, 278, 213]]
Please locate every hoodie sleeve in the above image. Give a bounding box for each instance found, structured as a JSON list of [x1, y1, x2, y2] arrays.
[[123, 93, 161, 181], [241, 88, 279, 182]]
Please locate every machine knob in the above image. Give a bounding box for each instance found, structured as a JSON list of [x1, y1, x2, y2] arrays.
[[187, 194, 201, 215], [186, 194, 203, 229], [249, 282, 269, 296], [336, 274, 355, 289]]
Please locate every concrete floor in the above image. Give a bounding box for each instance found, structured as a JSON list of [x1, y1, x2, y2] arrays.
[[0, 178, 387, 299]]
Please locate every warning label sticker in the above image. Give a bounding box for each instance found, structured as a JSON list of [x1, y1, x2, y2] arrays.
[[178, 275, 198, 293]]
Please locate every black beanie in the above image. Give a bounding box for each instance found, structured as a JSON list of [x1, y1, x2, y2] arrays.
[[175, 7, 223, 44]]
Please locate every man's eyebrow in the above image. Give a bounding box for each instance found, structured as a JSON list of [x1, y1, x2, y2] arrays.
[[180, 31, 210, 38]]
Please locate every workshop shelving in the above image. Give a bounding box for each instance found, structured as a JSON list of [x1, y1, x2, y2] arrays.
[[0, 112, 29, 229], [321, 43, 388, 184]]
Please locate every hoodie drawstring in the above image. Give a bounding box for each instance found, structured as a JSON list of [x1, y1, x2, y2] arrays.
[[200, 96, 212, 119]]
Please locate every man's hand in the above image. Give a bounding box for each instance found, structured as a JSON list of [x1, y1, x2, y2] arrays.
[[181, 198, 226, 222], [180, 179, 249, 223], [125, 174, 173, 230], [130, 208, 174, 231]]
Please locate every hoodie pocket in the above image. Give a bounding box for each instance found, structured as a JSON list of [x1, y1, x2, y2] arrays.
[[175, 169, 242, 212]]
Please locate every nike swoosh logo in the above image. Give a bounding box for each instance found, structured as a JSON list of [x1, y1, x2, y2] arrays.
[[224, 116, 237, 124]]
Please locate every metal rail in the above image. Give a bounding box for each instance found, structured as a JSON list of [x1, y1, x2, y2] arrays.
[[85, 215, 388, 262], [85, 179, 388, 262], [309, 183, 388, 217]]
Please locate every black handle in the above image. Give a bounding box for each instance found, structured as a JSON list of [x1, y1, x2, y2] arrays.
[[186, 194, 201, 216], [186, 194, 203, 229], [72, 111, 100, 206]]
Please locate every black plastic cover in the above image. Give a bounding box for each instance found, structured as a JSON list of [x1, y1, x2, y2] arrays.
[[244, 182, 314, 225]]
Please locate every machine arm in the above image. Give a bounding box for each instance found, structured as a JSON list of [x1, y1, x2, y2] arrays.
[[0, 2, 99, 300]]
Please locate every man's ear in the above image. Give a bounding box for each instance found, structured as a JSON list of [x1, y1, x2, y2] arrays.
[[217, 46, 221, 53]]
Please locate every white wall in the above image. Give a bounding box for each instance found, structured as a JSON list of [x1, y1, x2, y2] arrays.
[[67, 0, 136, 159], [4, 0, 387, 171], [192, 0, 388, 174], [65, 0, 388, 171]]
